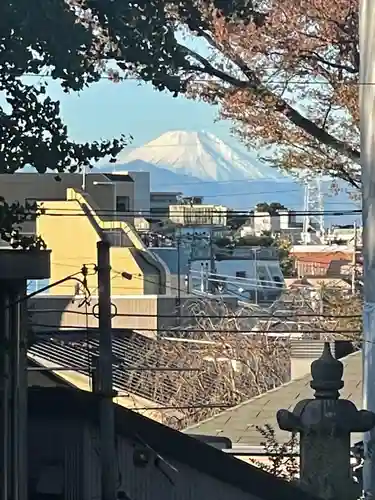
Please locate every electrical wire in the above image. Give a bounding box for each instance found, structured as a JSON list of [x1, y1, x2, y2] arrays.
[[29, 323, 361, 335], [31, 309, 362, 320], [38, 208, 361, 216], [17, 73, 369, 86]]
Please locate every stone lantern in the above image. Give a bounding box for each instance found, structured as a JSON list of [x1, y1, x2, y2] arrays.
[[277, 342, 375, 500]]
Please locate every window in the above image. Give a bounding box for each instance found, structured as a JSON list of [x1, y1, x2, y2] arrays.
[[273, 275, 283, 288], [116, 196, 130, 212], [236, 271, 246, 278]]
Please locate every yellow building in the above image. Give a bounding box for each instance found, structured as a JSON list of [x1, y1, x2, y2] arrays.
[[37, 188, 168, 296]]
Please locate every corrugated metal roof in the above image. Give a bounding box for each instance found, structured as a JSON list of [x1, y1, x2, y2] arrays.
[[28, 330, 213, 406]]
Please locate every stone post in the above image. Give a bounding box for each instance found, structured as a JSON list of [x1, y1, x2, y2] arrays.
[[277, 342, 375, 500]]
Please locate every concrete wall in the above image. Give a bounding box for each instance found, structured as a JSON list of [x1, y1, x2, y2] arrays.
[[36, 191, 165, 296], [29, 416, 261, 500], [127, 171, 151, 214], [0, 172, 135, 233], [29, 294, 199, 335]]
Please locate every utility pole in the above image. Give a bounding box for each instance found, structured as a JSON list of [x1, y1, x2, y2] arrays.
[[208, 235, 216, 293], [254, 248, 258, 305], [351, 222, 357, 296], [360, 1, 375, 496], [177, 231, 181, 306], [96, 241, 116, 500]]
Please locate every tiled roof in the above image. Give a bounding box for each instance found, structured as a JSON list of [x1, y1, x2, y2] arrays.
[[183, 351, 362, 446]]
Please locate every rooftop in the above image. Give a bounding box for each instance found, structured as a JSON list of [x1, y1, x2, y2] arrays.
[[183, 350, 362, 446], [29, 386, 321, 500], [28, 329, 214, 409]]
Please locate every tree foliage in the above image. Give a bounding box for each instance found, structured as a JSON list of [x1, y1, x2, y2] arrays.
[[77, 0, 360, 187], [273, 237, 295, 277], [1, 0, 130, 246], [255, 202, 288, 214]]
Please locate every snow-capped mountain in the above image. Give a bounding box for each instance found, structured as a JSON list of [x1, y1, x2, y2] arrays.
[[115, 130, 288, 181], [95, 130, 359, 223]]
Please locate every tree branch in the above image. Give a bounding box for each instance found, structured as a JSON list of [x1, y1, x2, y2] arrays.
[[179, 43, 360, 164]]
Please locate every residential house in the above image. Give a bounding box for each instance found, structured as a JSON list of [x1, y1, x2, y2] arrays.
[[252, 210, 301, 237], [0, 172, 171, 296], [290, 244, 361, 283], [190, 246, 285, 303], [183, 344, 362, 465], [28, 386, 321, 500], [327, 225, 362, 246]]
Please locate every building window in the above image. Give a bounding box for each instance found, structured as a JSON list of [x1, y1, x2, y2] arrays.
[[116, 196, 130, 212], [236, 271, 246, 278], [273, 276, 283, 288]]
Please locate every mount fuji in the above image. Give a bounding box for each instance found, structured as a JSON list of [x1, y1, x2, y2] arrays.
[[96, 130, 360, 222], [114, 130, 288, 182]]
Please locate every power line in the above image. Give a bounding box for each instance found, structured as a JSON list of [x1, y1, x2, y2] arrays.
[[39, 208, 362, 216], [29, 323, 361, 335], [32, 308, 362, 320], [18, 73, 367, 86]]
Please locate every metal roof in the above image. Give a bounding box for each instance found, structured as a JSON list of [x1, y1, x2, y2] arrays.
[[28, 330, 213, 407]]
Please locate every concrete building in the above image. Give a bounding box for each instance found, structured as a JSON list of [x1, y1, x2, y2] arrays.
[[150, 192, 182, 219], [189, 246, 284, 304], [252, 210, 301, 238], [122, 171, 151, 215], [0, 172, 136, 235], [35, 187, 169, 296], [169, 204, 228, 227]]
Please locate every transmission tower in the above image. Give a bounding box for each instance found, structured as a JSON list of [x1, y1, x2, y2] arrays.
[[302, 177, 325, 244]]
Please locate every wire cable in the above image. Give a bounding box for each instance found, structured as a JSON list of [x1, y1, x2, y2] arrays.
[[38, 208, 362, 217], [29, 323, 361, 336], [31, 309, 362, 320], [14, 73, 369, 86]]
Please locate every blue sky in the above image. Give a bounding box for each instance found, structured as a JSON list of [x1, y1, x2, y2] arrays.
[[35, 33, 237, 151], [51, 78, 234, 149]]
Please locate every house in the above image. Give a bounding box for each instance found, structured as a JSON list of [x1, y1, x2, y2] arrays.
[[28, 386, 321, 500], [183, 348, 362, 464], [290, 244, 357, 278], [189, 245, 284, 303], [252, 210, 301, 238]]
